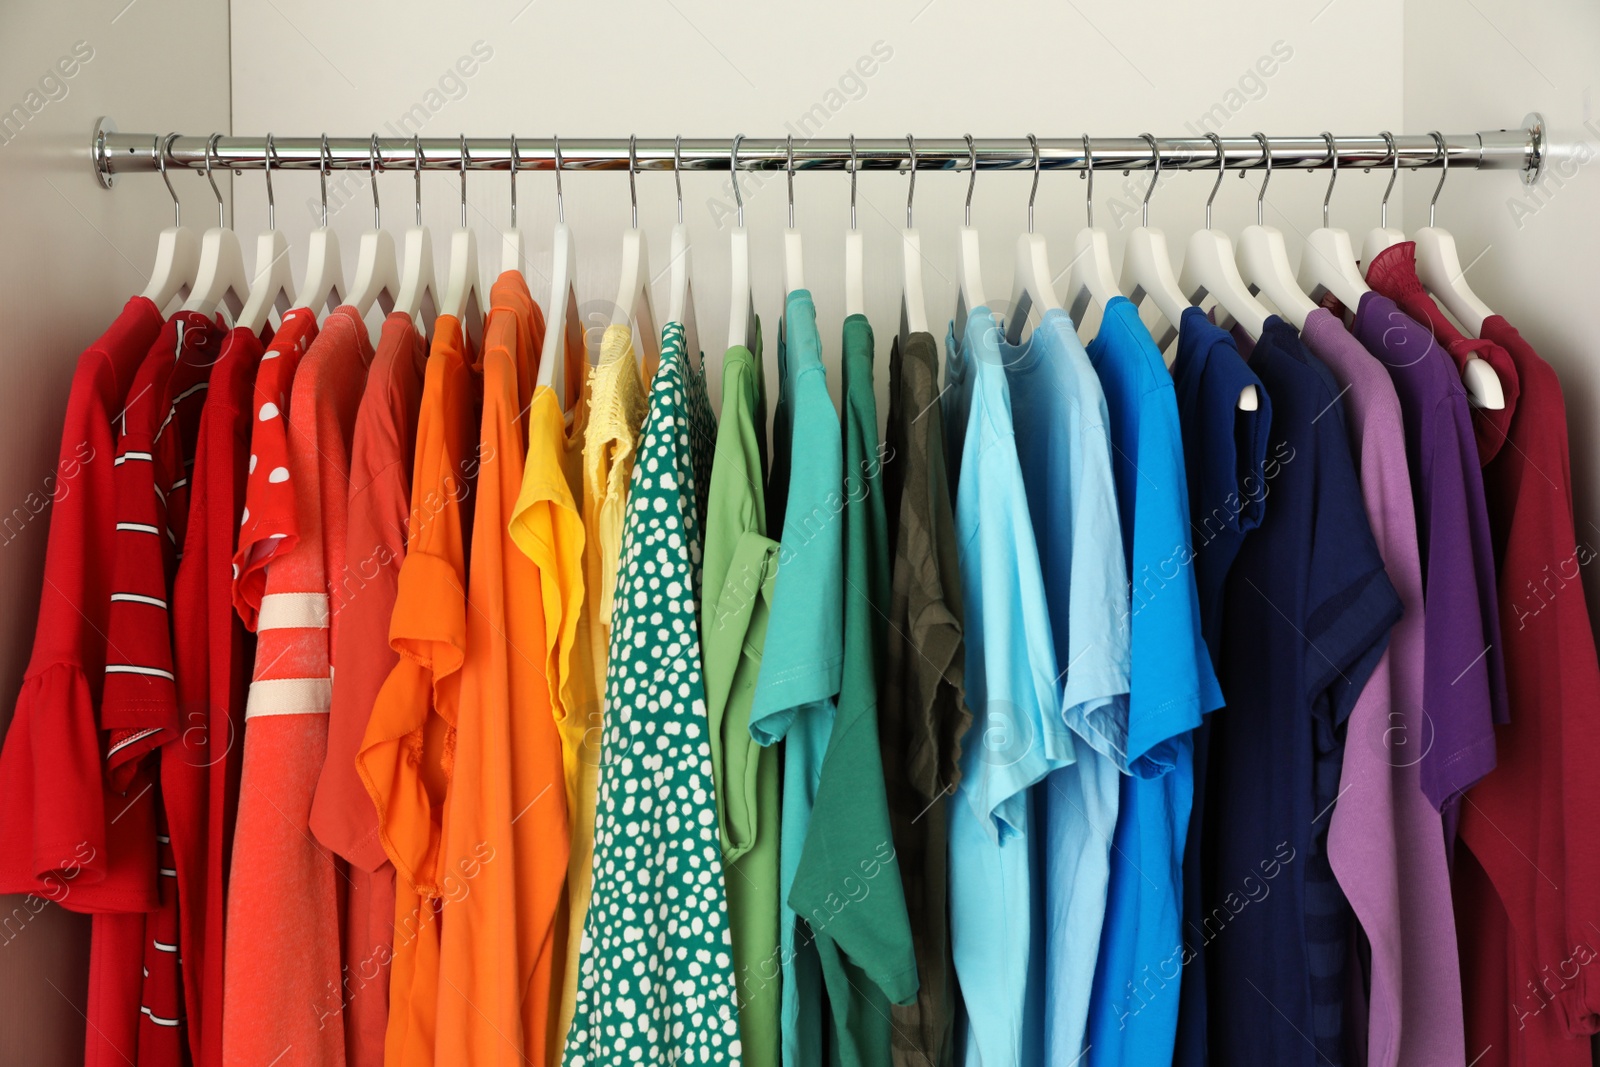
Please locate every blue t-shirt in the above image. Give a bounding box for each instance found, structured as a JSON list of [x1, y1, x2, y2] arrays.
[[1085, 297, 1224, 1067], [1168, 306, 1272, 1067], [944, 307, 1073, 1067], [999, 308, 1132, 1062], [1206, 317, 1401, 1067], [749, 289, 843, 1067]]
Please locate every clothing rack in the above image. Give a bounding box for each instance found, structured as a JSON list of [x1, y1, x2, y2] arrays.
[[89, 116, 1548, 188]]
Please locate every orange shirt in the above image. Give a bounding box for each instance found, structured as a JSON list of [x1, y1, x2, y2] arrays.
[[355, 316, 479, 1067], [223, 306, 373, 1067], [435, 272, 569, 1066]]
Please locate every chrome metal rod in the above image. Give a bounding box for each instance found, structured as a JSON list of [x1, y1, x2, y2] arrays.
[[91, 119, 1547, 189]]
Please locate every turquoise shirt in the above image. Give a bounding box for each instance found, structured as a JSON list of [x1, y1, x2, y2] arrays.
[[749, 290, 843, 1067], [1000, 308, 1133, 1062], [945, 308, 1074, 1067], [1086, 297, 1224, 1066]]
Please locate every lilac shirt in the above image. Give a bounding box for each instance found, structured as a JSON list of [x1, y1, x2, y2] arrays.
[[1301, 307, 1466, 1067], [1349, 293, 1507, 812]]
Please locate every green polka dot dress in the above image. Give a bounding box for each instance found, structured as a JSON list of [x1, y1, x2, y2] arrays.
[[563, 321, 742, 1067]]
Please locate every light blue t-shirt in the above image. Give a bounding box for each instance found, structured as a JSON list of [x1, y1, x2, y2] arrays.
[[1085, 297, 1224, 1066], [944, 308, 1075, 1067], [1000, 308, 1133, 1063], [749, 289, 843, 1067]]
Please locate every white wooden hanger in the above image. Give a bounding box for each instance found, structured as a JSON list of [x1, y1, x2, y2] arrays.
[[237, 133, 294, 336], [537, 135, 580, 407], [140, 134, 200, 313], [727, 135, 758, 355], [1166, 135, 1258, 410], [1361, 131, 1407, 272], [611, 136, 660, 370], [1414, 132, 1502, 406], [954, 134, 990, 339], [347, 134, 399, 320], [1179, 135, 1271, 406], [667, 137, 701, 368], [181, 134, 250, 321], [1118, 133, 1190, 354], [1298, 133, 1370, 315], [899, 135, 929, 343], [844, 136, 866, 320], [296, 135, 347, 319], [438, 135, 483, 334], [1006, 134, 1062, 346], [394, 135, 437, 331], [1065, 134, 1122, 330], [501, 135, 526, 276], [783, 136, 805, 297], [1237, 134, 1318, 329]]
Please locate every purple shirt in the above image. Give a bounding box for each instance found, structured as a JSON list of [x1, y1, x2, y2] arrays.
[[1349, 292, 1508, 812], [1301, 307, 1466, 1067]]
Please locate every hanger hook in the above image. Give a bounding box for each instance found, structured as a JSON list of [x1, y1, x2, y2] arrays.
[[553, 134, 565, 225], [627, 134, 639, 230], [264, 132, 278, 231], [369, 133, 382, 230], [458, 134, 469, 229], [203, 133, 225, 229], [731, 134, 745, 228], [412, 134, 423, 227], [786, 135, 796, 229], [1321, 131, 1337, 229], [319, 133, 331, 228], [1139, 132, 1159, 228], [1082, 134, 1094, 228], [849, 134, 859, 231], [1429, 130, 1448, 227], [1026, 134, 1040, 234], [674, 135, 684, 226], [508, 134, 519, 229], [1379, 131, 1398, 228], [964, 133, 977, 227], [1204, 132, 1225, 229], [156, 133, 180, 228], [905, 134, 916, 229], [1252, 131, 1270, 225]]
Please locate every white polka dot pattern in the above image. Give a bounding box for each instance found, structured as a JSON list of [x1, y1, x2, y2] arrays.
[[563, 323, 741, 1066]]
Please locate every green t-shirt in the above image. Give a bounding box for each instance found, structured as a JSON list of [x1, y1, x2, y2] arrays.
[[701, 322, 783, 1067], [791, 313, 920, 1066]]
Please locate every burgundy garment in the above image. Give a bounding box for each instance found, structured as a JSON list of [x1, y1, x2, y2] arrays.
[[1348, 293, 1509, 814], [1364, 241, 1520, 465], [1456, 315, 1600, 1067]]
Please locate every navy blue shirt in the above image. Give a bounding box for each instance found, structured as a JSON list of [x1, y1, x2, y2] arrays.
[[1169, 306, 1271, 1067], [1206, 317, 1401, 1067]]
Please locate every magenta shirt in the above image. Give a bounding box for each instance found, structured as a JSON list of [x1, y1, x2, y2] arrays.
[[1301, 307, 1466, 1067]]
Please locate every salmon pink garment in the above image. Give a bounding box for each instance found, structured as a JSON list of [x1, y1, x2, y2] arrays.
[[224, 306, 371, 1067]]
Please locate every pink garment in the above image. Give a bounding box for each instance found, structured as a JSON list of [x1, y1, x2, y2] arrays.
[[1303, 307, 1466, 1067]]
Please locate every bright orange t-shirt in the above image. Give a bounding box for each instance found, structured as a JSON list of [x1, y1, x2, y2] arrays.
[[434, 272, 569, 1067], [355, 316, 479, 1067]]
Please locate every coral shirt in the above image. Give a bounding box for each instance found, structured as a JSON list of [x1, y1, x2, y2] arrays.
[[1456, 315, 1600, 1067], [0, 295, 162, 907], [356, 316, 478, 1067], [224, 306, 372, 1067], [436, 273, 569, 1066], [168, 325, 265, 1067], [315, 312, 425, 1067]]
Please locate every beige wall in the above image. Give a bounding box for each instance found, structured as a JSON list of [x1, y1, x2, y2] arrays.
[[0, 3, 230, 1065]]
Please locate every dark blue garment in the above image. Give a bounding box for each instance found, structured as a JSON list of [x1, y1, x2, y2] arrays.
[[1169, 306, 1271, 1067], [1205, 317, 1401, 1067]]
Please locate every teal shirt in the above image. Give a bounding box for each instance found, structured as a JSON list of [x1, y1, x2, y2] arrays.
[[791, 314, 919, 1067], [750, 290, 844, 1067]]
